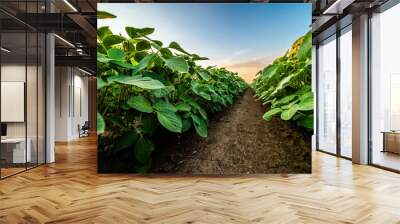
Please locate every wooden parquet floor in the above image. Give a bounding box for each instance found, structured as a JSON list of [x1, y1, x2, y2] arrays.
[[1, 136, 400, 224]]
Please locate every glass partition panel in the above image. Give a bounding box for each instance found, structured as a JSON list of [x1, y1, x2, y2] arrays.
[[38, 32, 45, 165], [1, 30, 27, 177], [371, 3, 400, 171], [27, 31, 38, 169], [0, 0, 47, 179], [317, 35, 337, 154], [339, 26, 352, 158]]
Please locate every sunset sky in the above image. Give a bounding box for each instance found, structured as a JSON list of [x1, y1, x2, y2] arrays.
[[98, 3, 311, 83]]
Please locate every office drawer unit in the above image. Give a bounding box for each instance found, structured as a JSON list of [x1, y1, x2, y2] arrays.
[[382, 131, 400, 154]]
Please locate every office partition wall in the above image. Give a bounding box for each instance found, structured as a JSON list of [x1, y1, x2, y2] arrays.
[[0, 1, 46, 179]]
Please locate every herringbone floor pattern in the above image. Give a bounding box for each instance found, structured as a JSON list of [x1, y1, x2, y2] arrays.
[[1, 136, 400, 223]]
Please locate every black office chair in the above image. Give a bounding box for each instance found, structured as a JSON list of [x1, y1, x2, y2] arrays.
[[79, 121, 90, 138]]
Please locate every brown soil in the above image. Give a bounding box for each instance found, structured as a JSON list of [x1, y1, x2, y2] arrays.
[[151, 89, 311, 174]]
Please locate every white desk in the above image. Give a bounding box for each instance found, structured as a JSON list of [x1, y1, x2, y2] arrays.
[[1, 138, 31, 163]]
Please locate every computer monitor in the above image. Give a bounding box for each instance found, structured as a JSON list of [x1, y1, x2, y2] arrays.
[[1, 123, 7, 137]]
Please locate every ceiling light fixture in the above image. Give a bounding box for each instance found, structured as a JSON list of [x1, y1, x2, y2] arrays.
[[63, 0, 78, 12], [1, 47, 11, 53], [76, 48, 85, 55], [78, 67, 93, 76], [54, 34, 75, 48]]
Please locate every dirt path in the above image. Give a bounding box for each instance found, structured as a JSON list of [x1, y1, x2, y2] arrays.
[[151, 89, 311, 174]]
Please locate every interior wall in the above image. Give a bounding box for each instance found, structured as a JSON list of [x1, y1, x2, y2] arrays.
[[55, 66, 89, 141], [55, 66, 70, 141]]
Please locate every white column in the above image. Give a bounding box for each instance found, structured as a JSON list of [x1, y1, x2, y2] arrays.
[[352, 14, 369, 164], [46, 32, 55, 163]]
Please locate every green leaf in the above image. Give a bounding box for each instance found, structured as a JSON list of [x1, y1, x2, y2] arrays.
[[103, 35, 125, 48], [151, 86, 175, 98], [296, 31, 312, 60], [133, 51, 147, 62], [110, 116, 127, 131], [192, 54, 209, 61], [152, 40, 163, 47], [136, 40, 151, 51], [97, 11, 116, 19], [281, 104, 299, 120], [296, 85, 312, 96], [156, 110, 182, 133], [107, 48, 125, 61], [154, 101, 177, 112], [297, 115, 314, 129], [141, 115, 156, 136], [273, 94, 297, 107], [126, 27, 155, 39], [197, 107, 208, 120], [132, 53, 156, 75], [127, 96, 153, 113], [110, 75, 165, 89], [134, 137, 155, 164], [143, 71, 166, 83], [137, 27, 155, 36], [298, 96, 314, 111], [134, 161, 152, 173], [175, 102, 191, 112], [110, 60, 138, 69], [191, 114, 207, 138], [160, 48, 173, 58], [97, 52, 112, 63], [169, 41, 191, 55], [97, 78, 109, 90], [191, 82, 211, 100], [97, 26, 113, 40], [298, 91, 313, 101], [163, 56, 189, 73], [181, 119, 192, 132], [262, 108, 282, 121], [197, 69, 210, 81], [113, 132, 139, 153], [268, 69, 302, 99], [97, 113, 105, 134]]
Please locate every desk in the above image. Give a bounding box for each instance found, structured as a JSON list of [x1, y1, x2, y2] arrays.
[[1, 138, 31, 163], [382, 131, 400, 154]]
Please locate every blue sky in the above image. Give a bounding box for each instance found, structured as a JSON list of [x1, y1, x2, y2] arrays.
[[98, 3, 311, 82]]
